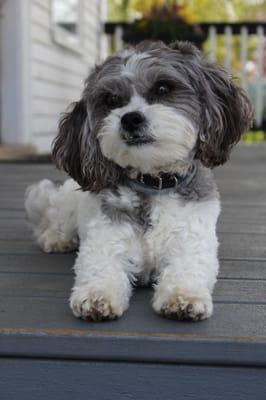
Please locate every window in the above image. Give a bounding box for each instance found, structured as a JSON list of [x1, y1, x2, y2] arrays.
[[51, 0, 83, 53]]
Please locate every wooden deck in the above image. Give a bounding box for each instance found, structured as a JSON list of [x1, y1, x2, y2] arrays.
[[0, 144, 266, 399]]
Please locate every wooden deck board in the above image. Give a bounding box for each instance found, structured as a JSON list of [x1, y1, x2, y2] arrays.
[[0, 271, 266, 303], [0, 145, 266, 369], [1, 359, 266, 400], [1, 294, 266, 339], [1, 255, 265, 279], [1, 233, 265, 259]]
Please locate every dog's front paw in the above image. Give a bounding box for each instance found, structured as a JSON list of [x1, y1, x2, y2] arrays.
[[70, 286, 129, 321], [38, 232, 77, 253], [153, 287, 213, 321]]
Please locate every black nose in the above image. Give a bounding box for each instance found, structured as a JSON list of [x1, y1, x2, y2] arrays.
[[121, 112, 145, 132]]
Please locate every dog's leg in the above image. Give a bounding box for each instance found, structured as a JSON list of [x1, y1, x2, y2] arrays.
[[70, 217, 142, 321], [153, 250, 219, 321], [152, 206, 220, 321], [153, 264, 217, 321], [25, 179, 80, 253]]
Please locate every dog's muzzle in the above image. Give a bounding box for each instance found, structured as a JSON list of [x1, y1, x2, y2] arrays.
[[120, 112, 153, 146]]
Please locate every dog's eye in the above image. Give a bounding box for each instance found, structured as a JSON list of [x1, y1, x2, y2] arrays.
[[154, 81, 172, 96], [105, 93, 123, 109]]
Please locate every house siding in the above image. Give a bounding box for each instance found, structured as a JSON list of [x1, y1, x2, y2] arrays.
[[0, 0, 32, 145], [30, 0, 102, 152]]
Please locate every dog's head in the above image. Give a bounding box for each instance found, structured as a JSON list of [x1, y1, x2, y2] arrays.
[[53, 41, 253, 192]]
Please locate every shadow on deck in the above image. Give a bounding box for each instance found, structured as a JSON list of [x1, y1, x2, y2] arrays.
[[0, 144, 265, 399]]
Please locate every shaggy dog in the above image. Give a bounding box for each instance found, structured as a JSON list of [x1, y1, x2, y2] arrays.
[[25, 41, 252, 322]]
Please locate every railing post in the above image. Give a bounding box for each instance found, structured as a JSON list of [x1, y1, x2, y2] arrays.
[[208, 25, 217, 62], [240, 26, 248, 90], [114, 25, 123, 52], [224, 25, 233, 70], [255, 25, 264, 127]]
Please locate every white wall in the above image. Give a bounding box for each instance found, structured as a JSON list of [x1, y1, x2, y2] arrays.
[[0, 0, 103, 152], [31, 0, 103, 152], [0, 0, 31, 145]]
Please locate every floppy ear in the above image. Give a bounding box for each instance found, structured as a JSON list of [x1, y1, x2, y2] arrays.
[[169, 41, 253, 167], [52, 101, 86, 186], [52, 100, 123, 192], [195, 62, 253, 167]]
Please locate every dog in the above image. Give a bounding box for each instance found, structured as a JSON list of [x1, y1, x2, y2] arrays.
[[25, 41, 252, 322]]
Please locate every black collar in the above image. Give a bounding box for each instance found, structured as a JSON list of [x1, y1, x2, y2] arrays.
[[126, 164, 197, 195]]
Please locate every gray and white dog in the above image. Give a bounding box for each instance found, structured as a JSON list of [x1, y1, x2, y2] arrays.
[[25, 41, 252, 321]]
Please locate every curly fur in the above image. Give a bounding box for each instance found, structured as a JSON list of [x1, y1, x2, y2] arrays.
[[26, 41, 252, 322]]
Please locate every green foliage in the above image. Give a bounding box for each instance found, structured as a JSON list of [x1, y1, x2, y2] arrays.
[[108, 0, 132, 21], [185, 0, 266, 22], [108, 0, 266, 22], [242, 131, 266, 143]]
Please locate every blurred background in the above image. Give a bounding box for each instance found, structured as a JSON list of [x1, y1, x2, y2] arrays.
[[0, 0, 266, 159]]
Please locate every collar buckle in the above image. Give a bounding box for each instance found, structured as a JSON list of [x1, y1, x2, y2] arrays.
[[157, 176, 163, 190], [139, 174, 163, 190], [172, 175, 179, 188]]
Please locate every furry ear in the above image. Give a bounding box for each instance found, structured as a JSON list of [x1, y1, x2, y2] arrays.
[[169, 40, 202, 56], [136, 40, 167, 52], [195, 62, 253, 167], [169, 41, 253, 167], [52, 101, 87, 187], [52, 100, 123, 192]]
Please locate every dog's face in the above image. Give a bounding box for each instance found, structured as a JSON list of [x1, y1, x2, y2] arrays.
[[91, 46, 200, 175], [53, 41, 253, 191]]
